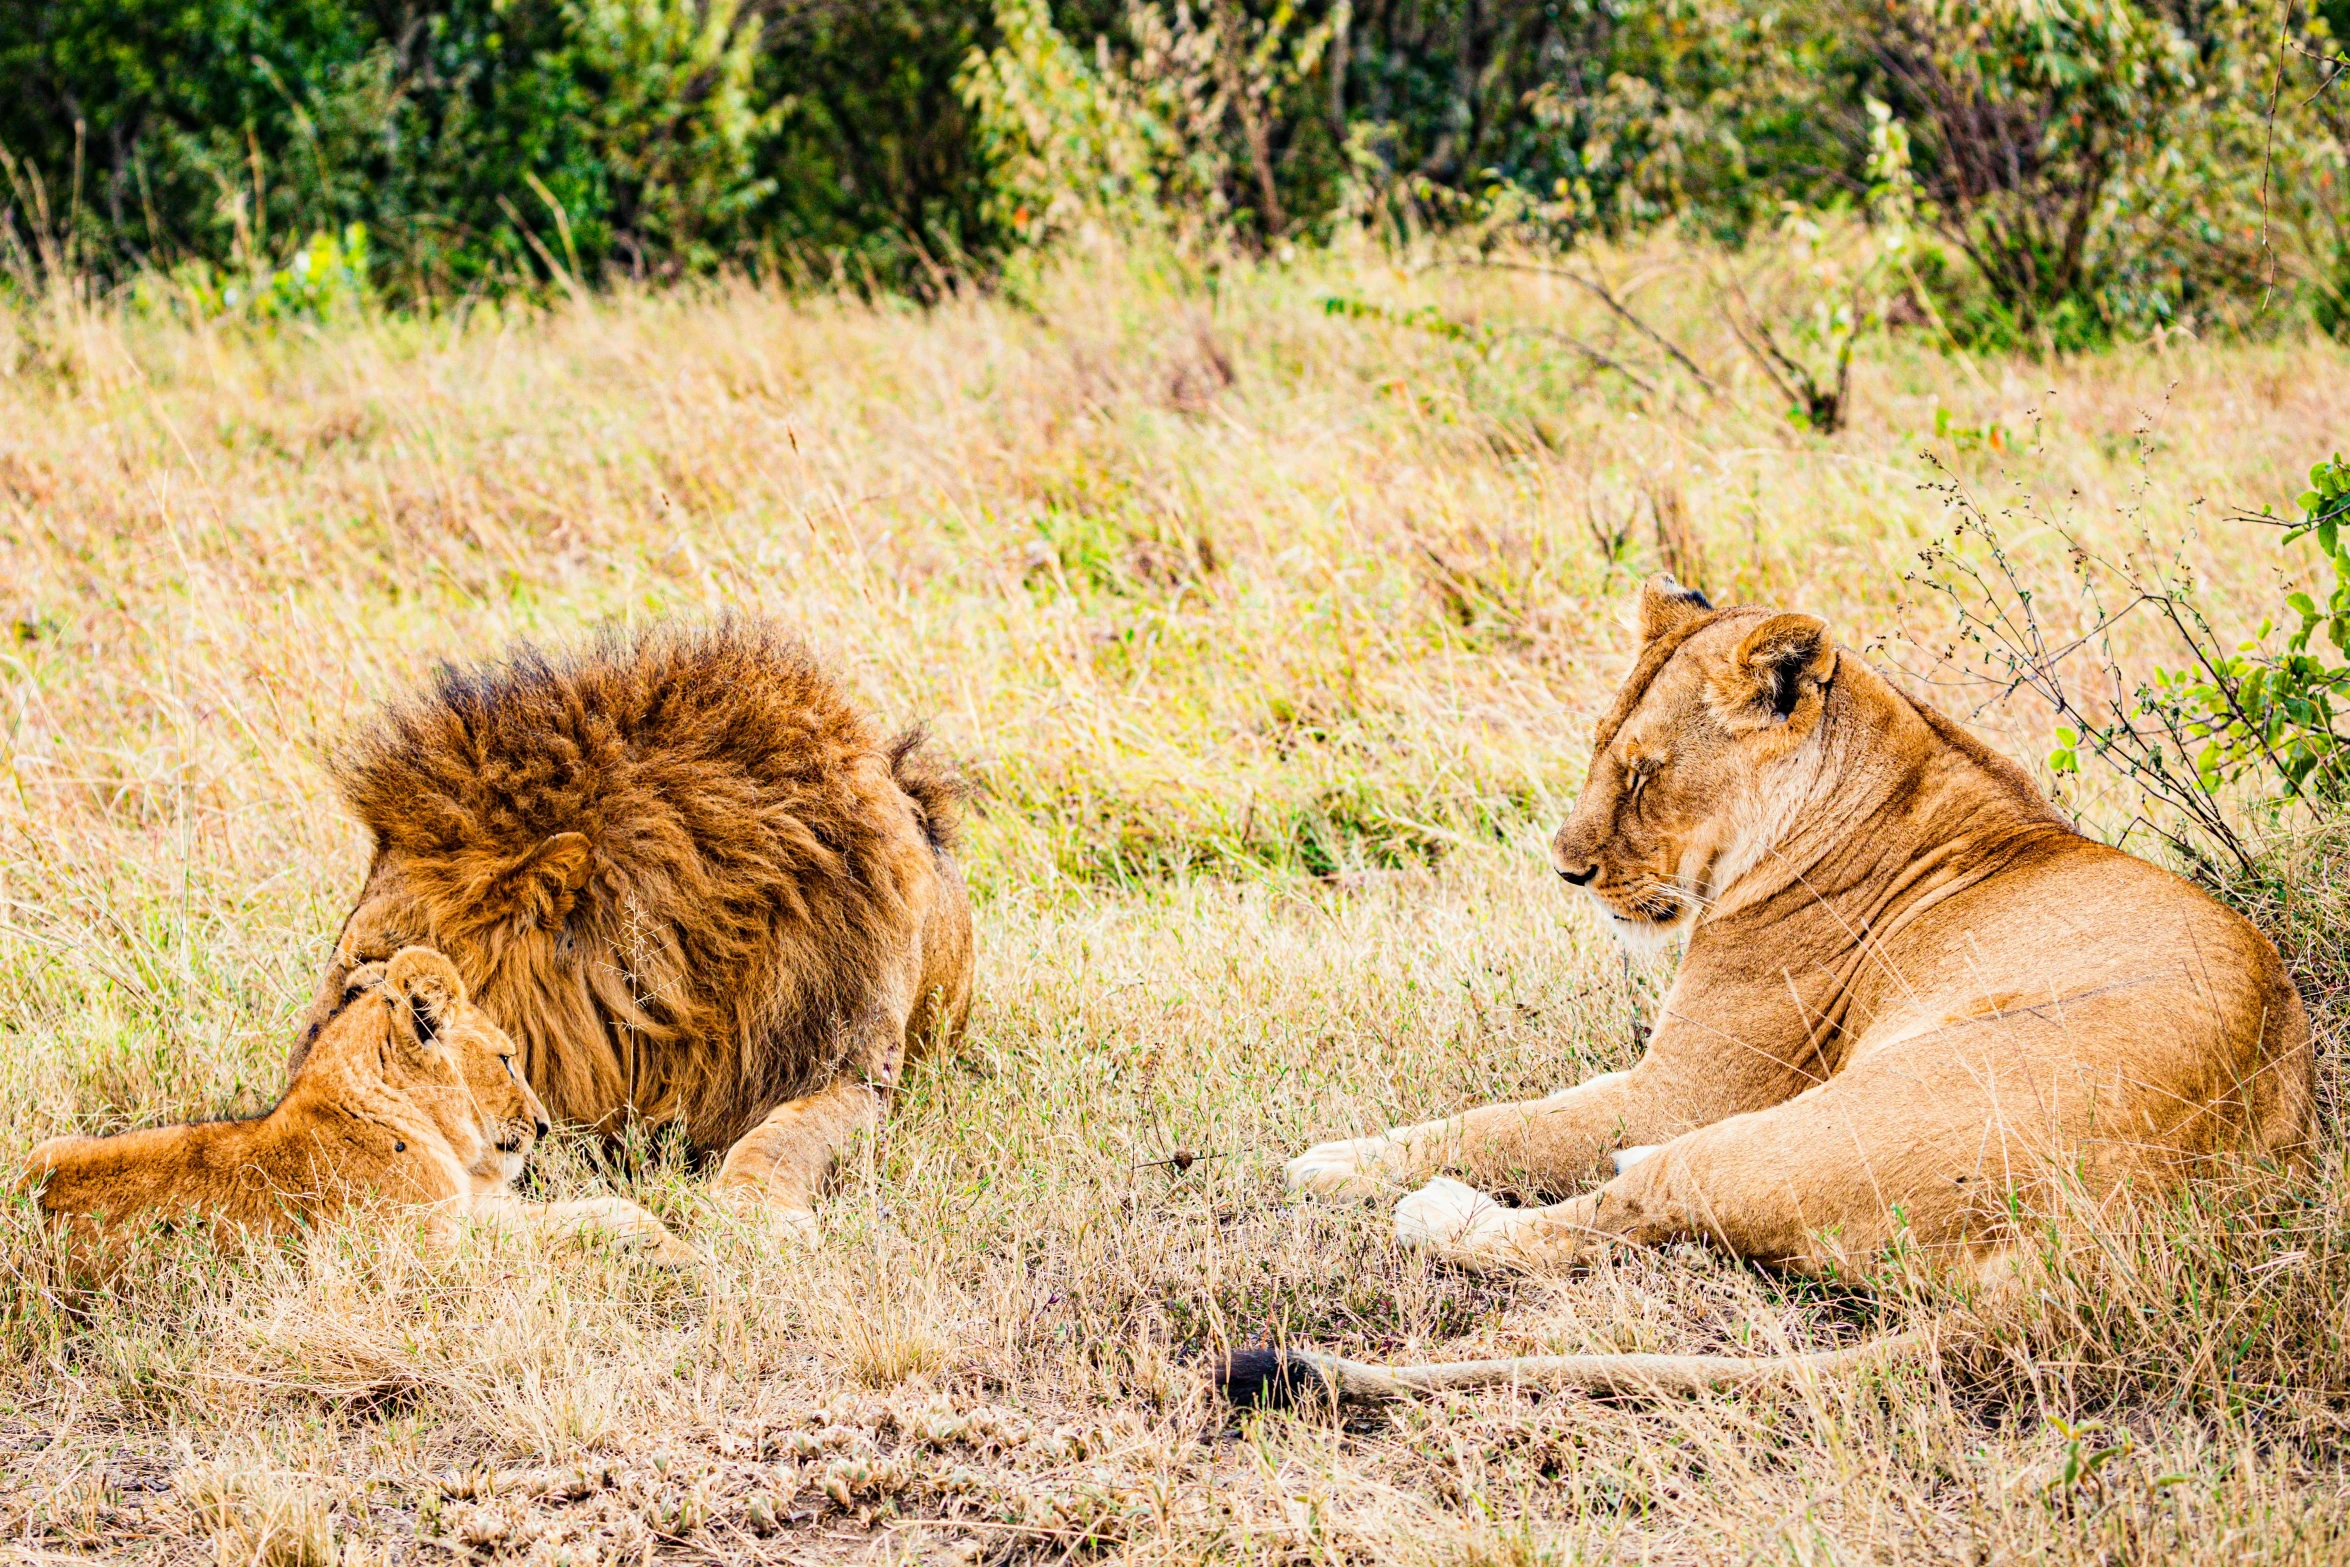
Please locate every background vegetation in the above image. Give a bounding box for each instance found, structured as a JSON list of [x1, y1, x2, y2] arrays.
[[1, 0, 2347, 335]]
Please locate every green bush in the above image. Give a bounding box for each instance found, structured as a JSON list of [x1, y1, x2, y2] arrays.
[[2128, 458, 2350, 803], [1, 0, 2345, 320], [0, 0, 994, 299]]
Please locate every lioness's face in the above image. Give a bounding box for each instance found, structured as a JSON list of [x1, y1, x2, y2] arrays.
[[1550, 578, 1835, 952]]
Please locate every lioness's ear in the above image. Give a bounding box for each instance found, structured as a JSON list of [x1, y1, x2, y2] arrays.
[[1635, 573, 1713, 644], [470, 832, 595, 929], [1720, 613, 1835, 728], [385, 946, 466, 1061]]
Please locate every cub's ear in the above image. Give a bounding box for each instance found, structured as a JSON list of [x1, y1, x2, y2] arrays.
[[1720, 613, 1836, 728], [469, 832, 595, 930], [1635, 573, 1713, 644], [385, 946, 467, 1061]]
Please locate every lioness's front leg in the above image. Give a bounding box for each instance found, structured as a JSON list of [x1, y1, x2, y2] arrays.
[[1287, 1067, 1664, 1200], [1290, 965, 1834, 1205], [1394, 1058, 2021, 1283]]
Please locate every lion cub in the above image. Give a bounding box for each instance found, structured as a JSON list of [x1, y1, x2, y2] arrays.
[[22, 947, 696, 1270]]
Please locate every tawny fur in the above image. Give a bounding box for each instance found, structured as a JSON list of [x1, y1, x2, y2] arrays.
[[1290, 575, 2314, 1288], [22, 948, 692, 1272], [292, 619, 974, 1234]]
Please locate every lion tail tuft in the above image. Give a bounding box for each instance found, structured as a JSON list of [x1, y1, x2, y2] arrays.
[[887, 727, 966, 854], [1212, 1348, 1344, 1409], [1209, 1328, 1934, 1408]]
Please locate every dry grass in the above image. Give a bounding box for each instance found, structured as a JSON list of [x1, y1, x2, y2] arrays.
[[1, 235, 2347, 1563]]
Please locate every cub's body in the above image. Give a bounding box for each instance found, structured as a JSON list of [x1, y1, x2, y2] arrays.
[[24, 949, 690, 1269]]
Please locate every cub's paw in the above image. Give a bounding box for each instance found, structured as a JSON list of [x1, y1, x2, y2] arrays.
[[1610, 1143, 1663, 1176], [1284, 1136, 1407, 1201], [587, 1200, 706, 1269], [627, 1220, 707, 1270], [1393, 1177, 1515, 1267], [767, 1207, 820, 1246]]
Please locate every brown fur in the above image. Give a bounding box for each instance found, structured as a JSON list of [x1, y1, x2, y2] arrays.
[[1290, 576, 2314, 1288], [22, 948, 692, 1271], [294, 619, 974, 1235]]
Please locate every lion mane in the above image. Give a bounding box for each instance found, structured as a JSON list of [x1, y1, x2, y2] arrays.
[[304, 618, 969, 1163]]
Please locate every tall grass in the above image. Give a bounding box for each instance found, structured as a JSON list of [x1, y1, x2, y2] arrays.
[[1, 234, 2346, 1562]]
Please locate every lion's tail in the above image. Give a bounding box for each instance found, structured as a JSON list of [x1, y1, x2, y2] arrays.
[[887, 727, 965, 854], [1213, 1327, 1933, 1407]]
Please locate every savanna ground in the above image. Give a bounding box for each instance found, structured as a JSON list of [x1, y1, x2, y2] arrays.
[[1, 237, 2347, 1564]]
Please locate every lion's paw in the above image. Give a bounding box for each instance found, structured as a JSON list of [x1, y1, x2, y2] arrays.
[[1285, 1136, 1407, 1201], [1393, 1177, 1516, 1265]]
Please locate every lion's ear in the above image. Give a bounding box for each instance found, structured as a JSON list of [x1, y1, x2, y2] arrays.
[[385, 946, 466, 1065], [1719, 613, 1835, 729], [472, 832, 595, 930], [1635, 573, 1713, 644]]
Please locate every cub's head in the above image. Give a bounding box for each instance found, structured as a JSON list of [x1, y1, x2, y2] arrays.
[[301, 946, 550, 1184], [382, 947, 552, 1192], [1550, 576, 1836, 952]]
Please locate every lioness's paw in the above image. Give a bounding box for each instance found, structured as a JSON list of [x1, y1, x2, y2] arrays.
[[1394, 1177, 1515, 1265], [1285, 1136, 1407, 1201], [768, 1207, 820, 1245], [1610, 1143, 1663, 1176]]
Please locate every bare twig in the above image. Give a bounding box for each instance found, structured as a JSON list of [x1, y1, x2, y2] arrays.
[[1452, 257, 1725, 396]]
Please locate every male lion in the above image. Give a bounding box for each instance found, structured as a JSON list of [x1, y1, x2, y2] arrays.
[[24, 947, 692, 1268], [291, 620, 972, 1238], [1288, 576, 2313, 1289]]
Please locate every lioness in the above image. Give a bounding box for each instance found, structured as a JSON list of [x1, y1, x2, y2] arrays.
[[1289, 577, 2313, 1287], [291, 620, 973, 1239], [23, 947, 693, 1269]]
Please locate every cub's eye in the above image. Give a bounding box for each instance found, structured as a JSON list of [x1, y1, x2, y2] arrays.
[[340, 982, 368, 1006]]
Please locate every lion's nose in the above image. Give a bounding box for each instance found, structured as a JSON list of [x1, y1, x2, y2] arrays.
[[534, 1117, 551, 1140], [1556, 861, 1597, 886]]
